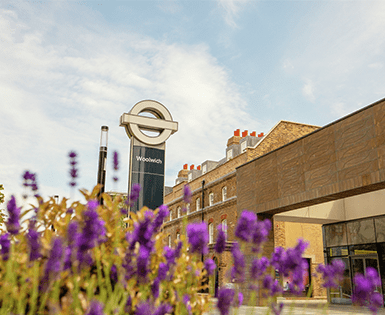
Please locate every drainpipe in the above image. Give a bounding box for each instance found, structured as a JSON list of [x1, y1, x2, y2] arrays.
[[201, 179, 205, 223]]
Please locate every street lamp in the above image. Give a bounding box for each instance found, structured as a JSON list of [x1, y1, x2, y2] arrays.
[[97, 126, 108, 204]]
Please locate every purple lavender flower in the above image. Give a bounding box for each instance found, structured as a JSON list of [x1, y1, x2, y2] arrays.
[[186, 222, 208, 255], [126, 184, 141, 207], [137, 246, 150, 282], [27, 221, 41, 261], [154, 303, 173, 315], [204, 258, 216, 276], [316, 259, 345, 288], [64, 221, 79, 270], [22, 171, 39, 195], [231, 242, 245, 281], [124, 296, 132, 314], [0, 233, 10, 261], [157, 262, 169, 281], [68, 151, 78, 188], [135, 301, 153, 315], [151, 277, 160, 298], [6, 196, 21, 235], [40, 237, 64, 292], [262, 275, 282, 296], [235, 210, 257, 242], [352, 267, 383, 313], [86, 300, 104, 315], [251, 218, 271, 252], [214, 224, 226, 254], [110, 264, 118, 284], [113, 151, 119, 171], [152, 204, 169, 232], [113, 151, 119, 182], [183, 185, 192, 203], [250, 256, 269, 280], [77, 201, 106, 266], [237, 292, 243, 306], [131, 214, 155, 251], [217, 288, 234, 315]]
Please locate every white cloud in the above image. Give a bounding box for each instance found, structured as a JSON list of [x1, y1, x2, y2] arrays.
[[302, 79, 315, 102], [216, 0, 250, 28], [0, 1, 254, 200], [283, 1, 385, 119]]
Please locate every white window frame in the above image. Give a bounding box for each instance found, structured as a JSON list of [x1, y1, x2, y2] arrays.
[[241, 141, 247, 152], [209, 223, 214, 244], [168, 235, 171, 247], [226, 149, 233, 161], [188, 173, 192, 182], [196, 198, 201, 211], [177, 232, 180, 241], [169, 210, 172, 221], [186, 203, 190, 215], [177, 206, 181, 218], [202, 164, 207, 174], [222, 219, 228, 238], [222, 186, 227, 201], [209, 192, 214, 206]]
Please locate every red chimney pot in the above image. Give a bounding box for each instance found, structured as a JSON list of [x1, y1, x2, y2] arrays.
[[250, 131, 256, 137], [183, 164, 188, 169], [197, 165, 201, 171], [242, 130, 248, 137], [234, 129, 240, 137], [190, 164, 194, 170]]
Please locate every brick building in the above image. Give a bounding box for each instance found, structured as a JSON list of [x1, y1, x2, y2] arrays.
[[163, 121, 326, 300]]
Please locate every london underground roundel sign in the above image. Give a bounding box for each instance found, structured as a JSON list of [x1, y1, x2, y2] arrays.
[[120, 100, 178, 146]]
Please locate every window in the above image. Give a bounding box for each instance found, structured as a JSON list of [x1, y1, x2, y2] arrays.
[[169, 210, 172, 221], [186, 203, 190, 215], [209, 192, 214, 206], [202, 164, 207, 174], [222, 186, 227, 201], [188, 173, 192, 182], [168, 235, 171, 247], [196, 198, 201, 211], [241, 141, 247, 152], [177, 232, 180, 241], [209, 223, 214, 244], [226, 149, 233, 161], [177, 206, 181, 218], [222, 219, 228, 240]]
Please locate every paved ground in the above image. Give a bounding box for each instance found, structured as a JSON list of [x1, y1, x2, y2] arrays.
[[204, 300, 385, 315]]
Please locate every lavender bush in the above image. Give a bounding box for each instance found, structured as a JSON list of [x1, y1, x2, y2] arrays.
[[0, 173, 383, 314]]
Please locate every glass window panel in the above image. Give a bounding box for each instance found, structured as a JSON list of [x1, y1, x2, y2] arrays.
[[375, 216, 385, 242], [329, 246, 348, 257], [349, 244, 377, 256], [347, 219, 375, 245], [324, 223, 347, 247]]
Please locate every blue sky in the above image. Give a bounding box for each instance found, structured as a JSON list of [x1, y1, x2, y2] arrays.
[[1, 0, 385, 206]]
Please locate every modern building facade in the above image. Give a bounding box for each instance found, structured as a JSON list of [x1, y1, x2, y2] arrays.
[[163, 121, 326, 301]]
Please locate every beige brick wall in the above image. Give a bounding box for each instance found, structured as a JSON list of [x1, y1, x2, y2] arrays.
[[247, 121, 319, 161]]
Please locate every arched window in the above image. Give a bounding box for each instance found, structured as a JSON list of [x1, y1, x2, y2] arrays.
[[196, 198, 201, 211], [169, 210, 172, 221], [186, 203, 190, 215], [209, 223, 214, 244], [209, 192, 214, 206], [222, 186, 227, 201], [168, 235, 171, 247], [177, 206, 181, 218], [222, 219, 227, 240], [177, 232, 180, 241]]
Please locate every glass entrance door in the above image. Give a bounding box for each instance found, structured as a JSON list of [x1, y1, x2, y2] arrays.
[[351, 256, 382, 297]]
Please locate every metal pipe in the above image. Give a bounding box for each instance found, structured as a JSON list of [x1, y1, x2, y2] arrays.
[[97, 126, 109, 204]]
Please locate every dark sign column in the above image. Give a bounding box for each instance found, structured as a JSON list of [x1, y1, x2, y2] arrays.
[[129, 144, 165, 212], [120, 100, 178, 214]]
